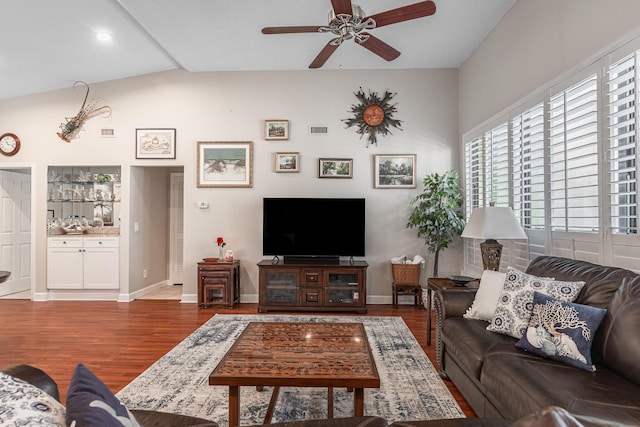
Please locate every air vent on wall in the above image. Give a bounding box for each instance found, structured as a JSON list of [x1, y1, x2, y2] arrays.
[[309, 125, 328, 135], [100, 128, 115, 138]]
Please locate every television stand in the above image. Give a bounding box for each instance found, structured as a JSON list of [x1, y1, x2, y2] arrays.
[[258, 259, 368, 313]]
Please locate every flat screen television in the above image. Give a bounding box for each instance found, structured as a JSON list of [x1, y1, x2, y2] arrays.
[[263, 197, 365, 261]]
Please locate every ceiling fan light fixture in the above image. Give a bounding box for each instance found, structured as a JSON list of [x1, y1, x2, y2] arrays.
[[320, 4, 376, 46]]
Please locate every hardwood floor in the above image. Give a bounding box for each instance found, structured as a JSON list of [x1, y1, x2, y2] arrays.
[[0, 297, 475, 418]]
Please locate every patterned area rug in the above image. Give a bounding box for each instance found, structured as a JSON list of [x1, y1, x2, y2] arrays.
[[117, 314, 464, 426]]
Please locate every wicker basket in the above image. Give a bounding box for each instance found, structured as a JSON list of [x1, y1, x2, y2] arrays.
[[391, 263, 421, 285]]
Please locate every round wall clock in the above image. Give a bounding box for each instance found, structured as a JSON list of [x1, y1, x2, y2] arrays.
[[343, 88, 403, 147], [0, 133, 20, 156]]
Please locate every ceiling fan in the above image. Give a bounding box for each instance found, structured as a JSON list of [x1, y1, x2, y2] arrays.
[[261, 0, 436, 69]]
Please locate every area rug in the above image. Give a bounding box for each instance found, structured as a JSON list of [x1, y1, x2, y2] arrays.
[[117, 314, 464, 426]]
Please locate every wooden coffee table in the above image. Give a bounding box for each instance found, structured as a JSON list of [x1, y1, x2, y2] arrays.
[[209, 322, 380, 426]]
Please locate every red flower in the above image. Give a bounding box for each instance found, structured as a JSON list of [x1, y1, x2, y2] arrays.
[[217, 237, 225, 247]]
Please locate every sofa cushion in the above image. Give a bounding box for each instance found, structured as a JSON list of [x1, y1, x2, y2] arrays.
[[0, 371, 66, 426], [463, 270, 507, 321], [481, 352, 640, 423], [516, 292, 607, 372], [487, 267, 585, 339], [525, 256, 636, 309], [594, 275, 640, 386], [66, 363, 141, 427]]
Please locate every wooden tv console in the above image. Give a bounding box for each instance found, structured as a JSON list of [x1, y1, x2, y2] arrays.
[[258, 259, 368, 313]]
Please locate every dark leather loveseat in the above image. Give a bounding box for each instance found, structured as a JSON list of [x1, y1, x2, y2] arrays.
[[434, 256, 640, 425]]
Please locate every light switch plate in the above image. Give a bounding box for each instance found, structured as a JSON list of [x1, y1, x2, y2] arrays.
[[198, 201, 209, 209]]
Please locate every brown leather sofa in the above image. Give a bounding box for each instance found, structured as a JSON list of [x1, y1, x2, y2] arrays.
[[1, 364, 625, 426], [434, 256, 640, 425]]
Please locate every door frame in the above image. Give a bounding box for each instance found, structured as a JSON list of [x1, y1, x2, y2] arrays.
[[169, 172, 184, 286]]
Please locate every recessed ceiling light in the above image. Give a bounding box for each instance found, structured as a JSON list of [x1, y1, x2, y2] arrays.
[[93, 32, 113, 42]]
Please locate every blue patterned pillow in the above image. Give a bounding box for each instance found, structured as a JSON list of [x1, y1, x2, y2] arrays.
[[516, 292, 607, 372], [0, 372, 66, 426], [487, 266, 585, 339], [66, 364, 141, 427]]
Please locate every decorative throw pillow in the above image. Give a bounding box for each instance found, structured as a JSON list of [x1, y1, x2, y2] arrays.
[[66, 364, 141, 427], [516, 292, 607, 372], [487, 266, 585, 339], [0, 372, 66, 426], [463, 270, 507, 321]]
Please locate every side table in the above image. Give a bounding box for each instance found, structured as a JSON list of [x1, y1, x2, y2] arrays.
[[197, 260, 240, 308], [426, 277, 479, 345]]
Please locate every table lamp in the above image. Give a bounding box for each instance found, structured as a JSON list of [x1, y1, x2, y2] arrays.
[[461, 203, 527, 271]]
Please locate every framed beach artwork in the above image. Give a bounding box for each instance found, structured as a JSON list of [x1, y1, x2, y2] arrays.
[[318, 158, 353, 178], [197, 141, 253, 188], [265, 120, 289, 140], [373, 154, 417, 188], [275, 152, 300, 173], [135, 128, 176, 159]]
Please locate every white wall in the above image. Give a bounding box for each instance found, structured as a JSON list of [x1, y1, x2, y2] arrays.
[[459, 0, 640, 133], [0, 68, 460, 302]]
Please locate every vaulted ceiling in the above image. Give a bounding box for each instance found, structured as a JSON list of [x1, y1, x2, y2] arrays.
[[0, 0, 516, 100]]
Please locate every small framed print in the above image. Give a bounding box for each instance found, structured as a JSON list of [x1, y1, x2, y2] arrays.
[[275, 152, 300, 173], [265, 120, 289, 140], [373, 154, 417, 188], [197, 141, 253, 188], [135, 128, 176, 159], [319, 158, 353, 178]]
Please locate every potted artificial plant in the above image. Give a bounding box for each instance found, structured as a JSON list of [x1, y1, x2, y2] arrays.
[[407, 170, 465, 277]]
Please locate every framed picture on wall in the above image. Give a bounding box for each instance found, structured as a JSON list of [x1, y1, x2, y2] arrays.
[[135, 128, 176, 159], [197, 141, 253, 188], [265, 120, 289, 140], [373, 154, 417, 188], [318, 158, 353, 178], [275, 152, 300, 173]]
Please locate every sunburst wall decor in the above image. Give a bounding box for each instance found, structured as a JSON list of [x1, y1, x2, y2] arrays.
[[343, 87, 402, 147]]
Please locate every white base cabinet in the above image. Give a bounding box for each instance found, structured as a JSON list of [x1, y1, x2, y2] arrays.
[[47, 236, 119, 289]]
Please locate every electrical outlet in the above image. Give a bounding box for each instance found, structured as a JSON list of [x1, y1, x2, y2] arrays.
[[143, 270, 148, 278]]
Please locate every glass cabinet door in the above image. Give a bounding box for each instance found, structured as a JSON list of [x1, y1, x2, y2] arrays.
[[326, 271, 361, 305], [263, 271, 298, 305]]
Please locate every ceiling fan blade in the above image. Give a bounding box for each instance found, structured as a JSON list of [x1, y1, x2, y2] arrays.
[[262, 26, 323, 34], [309, 42, 339, 69], [331, 0, 353, 15], [358, 34, 401, 61], [365, 0, 436, 28]]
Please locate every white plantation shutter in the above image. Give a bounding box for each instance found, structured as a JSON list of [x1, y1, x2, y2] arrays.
[[511, 102, 546, 268], [464, 135, 485, 275], [606, 48, 640, 270], [484, 123, 509, 206], [607, 52, 638, 236]]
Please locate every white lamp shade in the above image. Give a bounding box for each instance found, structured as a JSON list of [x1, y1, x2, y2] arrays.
[[461, 206, 527, 240]]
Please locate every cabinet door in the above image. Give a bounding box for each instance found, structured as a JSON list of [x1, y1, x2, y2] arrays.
[[325, 270, 362, 306], [47, 238, 84, 289], [83, 238, 119, 289], [261, 269, 298, 306]]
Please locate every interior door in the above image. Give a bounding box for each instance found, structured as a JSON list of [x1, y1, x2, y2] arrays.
[[169, 173, 184, 285], [0, 170, 31, 297]]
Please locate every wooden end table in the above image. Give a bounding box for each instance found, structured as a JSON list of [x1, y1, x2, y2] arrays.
[[209, 322, 380, 426], [426, 277, 479, 345]]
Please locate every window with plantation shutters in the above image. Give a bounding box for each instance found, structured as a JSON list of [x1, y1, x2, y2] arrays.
[[462, 34, 640, 274], [607, 52, 638, 236], [548, 74, 599, 233]]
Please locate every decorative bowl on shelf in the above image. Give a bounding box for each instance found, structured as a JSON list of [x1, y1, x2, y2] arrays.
[[62, 225, 86, 235], [447, 275, 474, 286]]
